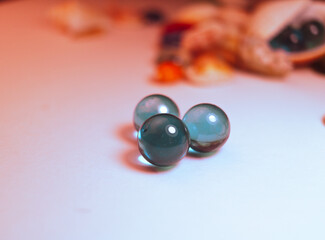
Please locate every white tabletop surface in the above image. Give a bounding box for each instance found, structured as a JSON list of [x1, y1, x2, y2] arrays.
[[0, 1, 325, 239]]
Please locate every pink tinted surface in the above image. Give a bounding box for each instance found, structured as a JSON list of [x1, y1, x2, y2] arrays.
[[0, 0, 325, 239]]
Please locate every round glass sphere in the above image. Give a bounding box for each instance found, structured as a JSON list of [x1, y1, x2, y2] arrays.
[[182, 103, 230, 153], [301, 20, 325, 49], [138, 114, 189, 167], [133, 94, 180, 131], [270, 26, 304, 52]]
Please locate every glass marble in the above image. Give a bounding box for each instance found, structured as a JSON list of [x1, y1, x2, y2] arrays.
[[270, 26, 304, 52], [301, 20, 325, 49], [133, 94, 179, 131], [138, 114, 190, 167], [182, 103, 230, 153]]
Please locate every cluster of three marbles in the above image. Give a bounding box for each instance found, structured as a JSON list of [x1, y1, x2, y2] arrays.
[[134, 94, 230, 167]]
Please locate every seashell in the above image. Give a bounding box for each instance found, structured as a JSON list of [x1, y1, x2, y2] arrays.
[[174, 3, 249, 28], [238, 36, 293, 77], [181, 20, 241, 58], [215, 7, 250, 29], [185, 53, 233, 85], [248, 0, 325, 64], [287, 1, 325, 64], [49, 1, 110, 37], [156, 48, 190, 66], [107, 5, 141, 27], [312, 55, 325, 74], [173, 3, 220, 24], [156, 61, 184, 83], [248, 0, 310, 40]]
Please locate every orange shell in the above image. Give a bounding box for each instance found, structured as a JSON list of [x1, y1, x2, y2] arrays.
[[156, 62, 184, 83], [248, 0, 325, 64]]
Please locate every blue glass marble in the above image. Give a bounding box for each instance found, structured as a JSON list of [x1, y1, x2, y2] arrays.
[[133, 94, 179, 131], [182, 103, 230, 153], [270, 26, 304, 52], [270, 21, 325, 52], [301, 20, 325, 49], [138, 114, 189, 167]]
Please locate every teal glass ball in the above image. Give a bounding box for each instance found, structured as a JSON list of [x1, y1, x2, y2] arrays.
[[182, 103, 230, 153], [133, 94, 179, 131], [138, 114, 189, 167], [301, 20, 325, 49]]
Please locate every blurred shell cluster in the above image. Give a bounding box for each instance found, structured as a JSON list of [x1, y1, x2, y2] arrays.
[[178, 2, 300, 77], [48, 0, 325, 84], [155, 2, 291, 85], [155, 0, 325, 85], [248, 0, 325, 64], [48, 1, 166, 36]]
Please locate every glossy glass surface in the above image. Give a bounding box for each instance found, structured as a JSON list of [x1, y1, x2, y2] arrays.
[[183, 103, 230, 153], [301, 20, 325, 49], [270, 26, 304, 52], [138, 114, 189, 167], [270, 20, 325, 52], [133, 94, 179, 131]]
